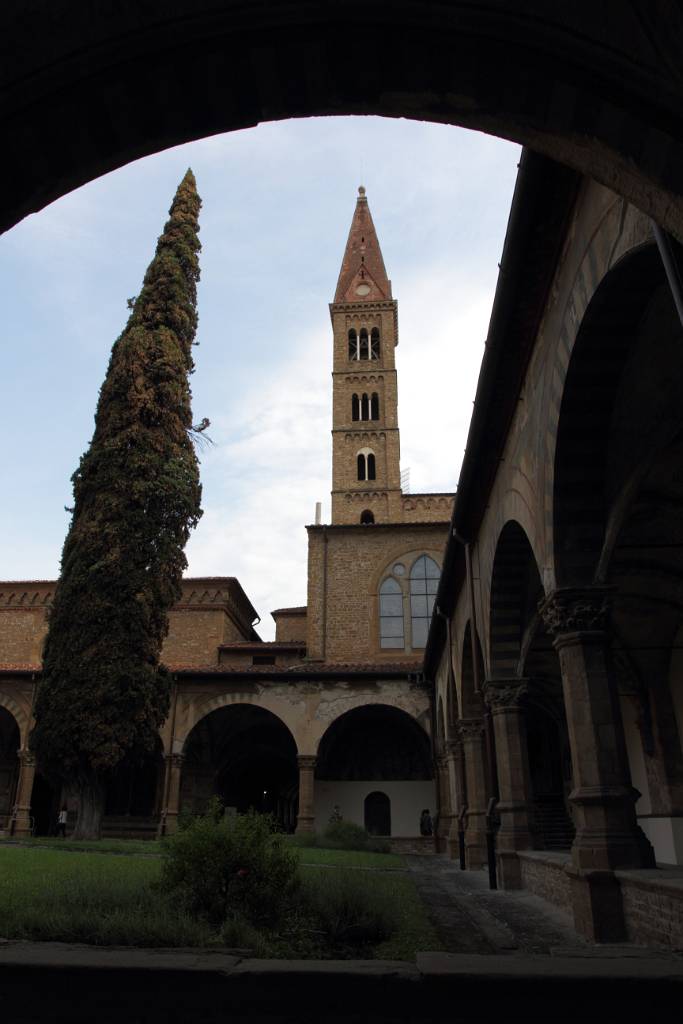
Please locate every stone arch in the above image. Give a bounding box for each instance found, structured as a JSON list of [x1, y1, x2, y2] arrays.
[[488, 520, 544, 678], [180, 701, 300, 827], [459, 621, 486, 719], [5, 6, 683, 238], [552, 242, 673, 586], [0, 692, 29, 745], [436, 697, 446, 756], [316, 703, 432, 780], [311, 694, 431, 756], [177, 693, 303, 755]]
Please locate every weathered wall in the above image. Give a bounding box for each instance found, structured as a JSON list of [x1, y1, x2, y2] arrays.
[[315, 779, 436, 836]]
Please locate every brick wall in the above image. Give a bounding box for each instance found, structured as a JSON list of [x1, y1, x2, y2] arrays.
[[618, 872, 683, 948], [518, 851, 573, 914], [272, 610, 307, 642]]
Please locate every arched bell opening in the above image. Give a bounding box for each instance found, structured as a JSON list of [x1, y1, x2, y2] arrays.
[[182, 704, 299, 832]]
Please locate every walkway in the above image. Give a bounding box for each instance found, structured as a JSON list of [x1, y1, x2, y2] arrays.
[[405, 855, 680, 958]]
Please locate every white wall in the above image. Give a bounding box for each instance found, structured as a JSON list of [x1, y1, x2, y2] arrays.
[[314, 780, 436, 836]]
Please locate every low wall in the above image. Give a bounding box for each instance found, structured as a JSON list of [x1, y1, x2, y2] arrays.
[[390, 836, 436, 855], [617, 869, 683, 948], [518, 851, 572, 914]]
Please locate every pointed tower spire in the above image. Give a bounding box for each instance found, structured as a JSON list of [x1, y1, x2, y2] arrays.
[[329, 188, 402, 525], [334, 186, 392, 303]]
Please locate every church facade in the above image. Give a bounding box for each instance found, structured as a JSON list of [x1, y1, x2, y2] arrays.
[[0, 189, 452, 845]]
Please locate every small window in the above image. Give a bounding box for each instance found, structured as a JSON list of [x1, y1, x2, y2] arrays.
[[367, 453, 376, 480], [361, 393, 370, 420], [359, 328, 369, 360], [380, 577, 404, 649], [360, 509, 375, 524], [348, 329, 358, 361], [371, 392, 379, 420], [370, 327, 380, 360], [351, 393, 360, 421]]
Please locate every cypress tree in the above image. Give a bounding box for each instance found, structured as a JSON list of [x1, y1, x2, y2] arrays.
[[31, 170, 204, 839]]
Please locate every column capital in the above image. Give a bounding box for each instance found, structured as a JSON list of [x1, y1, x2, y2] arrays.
[[457, 718, 484, 742], [297, 755, 317, 769], [165, 752, 185, 768], [539, 586, 614, 638], [17, 748, 36, 768], [483, 678, 529, 711], [445, 738, 461, 756]]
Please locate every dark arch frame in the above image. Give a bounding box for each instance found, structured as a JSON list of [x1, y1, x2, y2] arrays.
[[3, 4, 683, 237], [489, 520, 544, 677]]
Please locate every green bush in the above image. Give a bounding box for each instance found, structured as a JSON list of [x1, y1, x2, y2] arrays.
[[285, 831, 318, 849], [301, 868, 398, 949], [159, 806, 299, 928], [321, 820, 390, 853]]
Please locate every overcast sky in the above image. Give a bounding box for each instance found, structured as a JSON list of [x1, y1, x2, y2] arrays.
[[0, 117, 520, 639]]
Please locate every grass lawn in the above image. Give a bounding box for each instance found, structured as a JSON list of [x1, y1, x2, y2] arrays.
[[0, 845, 438, 958], [2, 837, 404, 870]]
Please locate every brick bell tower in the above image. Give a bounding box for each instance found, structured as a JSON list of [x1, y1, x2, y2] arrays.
[[330, 186, 403, 525]]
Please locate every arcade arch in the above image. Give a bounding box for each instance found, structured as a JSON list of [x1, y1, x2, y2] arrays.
[[180, 704, 299, 830], [315, 704, 434, 837]]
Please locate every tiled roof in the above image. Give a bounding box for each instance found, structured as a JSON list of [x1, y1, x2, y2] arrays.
[[271, 606, 307, 615], [219, 641, 306, 650], [0, 663, 41, 673], [167, 660, 423, 677]]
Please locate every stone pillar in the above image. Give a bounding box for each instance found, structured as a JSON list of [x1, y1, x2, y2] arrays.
[[459, 719, 488, 869], [12, 749, 36, 837], [436, 754, 453, 852], [483, 678, 534, 889], [444, 739, 463, 859], [160, 753, 185, 836], [296, 755, 317, 833], [540, 587, 654, 941]]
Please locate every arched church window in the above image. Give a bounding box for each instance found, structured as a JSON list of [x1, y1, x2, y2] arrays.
[[380, 577, 404, 649], [359, 328, 369, 360], [348, 329, 358, 361], [351, 393, 360, 421], [371, 392, 379, 420], [360, 509, 375, 524], [357, 449, 376, 482], [410, 555, 440, 649], [367, 453, 376, 480], [357, 453, 366, 481], [370, 327, 380, 360], [361, 393, 370, 420]]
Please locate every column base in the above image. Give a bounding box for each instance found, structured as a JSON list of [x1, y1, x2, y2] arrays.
[[296, 816, 315, 834], [12, 809, 33, 838], [496, 850, 524, 889], [567, 867, 626, 942], [160, 811, 179, 836], [465, 835, 487, 869]]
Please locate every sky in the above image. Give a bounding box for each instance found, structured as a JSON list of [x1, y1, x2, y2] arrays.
[[0, 117, 520, 639]]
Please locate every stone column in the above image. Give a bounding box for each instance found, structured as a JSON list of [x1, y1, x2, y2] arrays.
[[296, 755, 317, 833], [436, 754, 453, 852], [160, 753, 185, 835], [444, 739, 463, 859], [459, 719, 488, 869], [12, 749, 36, 837], [483, 678, 534, 889], [540, 587, 654, 941]]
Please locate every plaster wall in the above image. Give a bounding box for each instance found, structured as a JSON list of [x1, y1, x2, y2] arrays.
[[315, 780, 436, 836]]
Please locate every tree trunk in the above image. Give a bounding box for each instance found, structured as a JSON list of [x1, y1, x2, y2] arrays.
[[73, 772, 105, 840]]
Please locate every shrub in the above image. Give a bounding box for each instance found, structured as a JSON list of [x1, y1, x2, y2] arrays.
[[321, 820, 390, 853], [300, 868, 398, 949], [286, 831, 318, 849], [159, 806, 299, 928]]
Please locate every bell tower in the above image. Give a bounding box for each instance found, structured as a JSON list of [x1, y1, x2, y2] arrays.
[[330, 187, 402, 525]]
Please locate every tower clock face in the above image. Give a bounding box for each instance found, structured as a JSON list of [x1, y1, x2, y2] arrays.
[[355, 283, 371, 296]]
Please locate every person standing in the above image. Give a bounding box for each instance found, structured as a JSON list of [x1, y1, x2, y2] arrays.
[[419, 808, 433, 836], [56, 805, 68, 838]]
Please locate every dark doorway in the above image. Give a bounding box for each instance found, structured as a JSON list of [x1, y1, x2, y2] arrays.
[[364, 791, 391, 836], [182, 704, 299, 831]]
